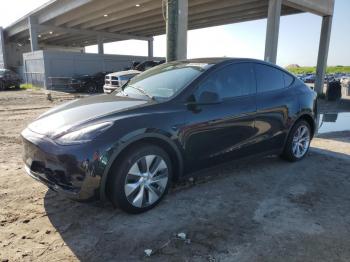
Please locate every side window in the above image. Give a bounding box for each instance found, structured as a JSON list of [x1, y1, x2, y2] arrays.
[[196, 63, 255, 100], [284, 72, 294, 87], [255, 64, 284, 93]]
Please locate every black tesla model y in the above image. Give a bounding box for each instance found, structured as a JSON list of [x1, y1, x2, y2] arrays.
[[22, 58, 317, 213]]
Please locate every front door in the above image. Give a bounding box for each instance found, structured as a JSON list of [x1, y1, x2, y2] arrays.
[[181, 62, 257, 171]]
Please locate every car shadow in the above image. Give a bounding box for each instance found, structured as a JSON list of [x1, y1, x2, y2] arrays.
[[43, 148, 350, 261]]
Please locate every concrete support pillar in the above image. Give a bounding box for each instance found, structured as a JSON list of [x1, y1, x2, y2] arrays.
[[264, 0, 282, 64], [315, 15, 333, 95], [28, 16, 39, 52], [166, 0, 188, 62], [97, 35, 104, 55], [0, 27, 6, 68], [148, 38, 154, 59]]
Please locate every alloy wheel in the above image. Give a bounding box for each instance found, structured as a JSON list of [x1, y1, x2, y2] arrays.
[[292, 125, 310, 158], [124, 155, 169, 208]]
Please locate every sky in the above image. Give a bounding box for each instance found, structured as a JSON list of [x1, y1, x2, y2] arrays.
[[0, 0, 349, 67]]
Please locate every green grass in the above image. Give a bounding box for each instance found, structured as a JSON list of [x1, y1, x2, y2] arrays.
[[286, 66, 350, 75], [20, 84, 41, 90]]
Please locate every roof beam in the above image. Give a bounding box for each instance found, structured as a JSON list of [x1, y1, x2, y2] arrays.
[[54, 0, 123, 26], [93, 0, 259, 32], [35, 24, 151, 41], [6, 20, 28, 38], [130, 9, 271, 36], [139, 6, 300, 36], [283, 0, 334, 16], [116, 2, 268, 35], [44, 35, 97, 46], [37, 0, 93, 23], [67, 0, 156, 28], [5, 0, 92, 38]]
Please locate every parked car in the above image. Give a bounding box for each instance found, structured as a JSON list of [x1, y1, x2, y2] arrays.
[[21, 58, 317, 213], [134, 60, 165, 71], [69, 72, 110, 93], [303, 74, 316, 83], [103, 70, 140, 94], [0, 69, 21, 90]]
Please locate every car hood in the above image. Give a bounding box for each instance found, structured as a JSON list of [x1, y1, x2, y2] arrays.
[[28, 94, 150, 137]]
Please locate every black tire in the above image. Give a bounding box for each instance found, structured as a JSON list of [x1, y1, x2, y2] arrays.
[[281, 120, 311, 162], [86, 82, 97, 93], [108, 143, 173, 214], [0, 81, 5, 91]]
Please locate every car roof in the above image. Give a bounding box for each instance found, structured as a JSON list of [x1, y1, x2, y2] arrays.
[[178, 57, 293, 75], [178, 57, 282, 67]]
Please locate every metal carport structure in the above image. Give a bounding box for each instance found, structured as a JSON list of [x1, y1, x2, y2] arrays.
[[1, 0, 335, 94]]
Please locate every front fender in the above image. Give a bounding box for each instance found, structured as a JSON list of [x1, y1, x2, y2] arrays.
[[98, 130, 184, 202]]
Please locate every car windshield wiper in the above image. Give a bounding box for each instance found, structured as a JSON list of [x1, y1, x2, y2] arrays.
[[128, 85, 155, 100]]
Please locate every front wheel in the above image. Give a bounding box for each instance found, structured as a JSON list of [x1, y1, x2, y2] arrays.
[[281, 120, 311, 162], [108, 144, 172, 214]]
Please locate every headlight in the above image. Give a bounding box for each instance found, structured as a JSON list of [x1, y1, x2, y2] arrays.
[[55, 122, 113, 145]]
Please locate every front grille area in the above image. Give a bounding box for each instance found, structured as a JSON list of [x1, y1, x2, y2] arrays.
[[105, 80, 119, 87], [22, 137, 83, 192], [111, 80, 119, 86], [30, 161, 74, 190]]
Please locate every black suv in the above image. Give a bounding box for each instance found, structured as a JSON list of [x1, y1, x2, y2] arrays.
[[0, 69, 21, 90], [126, 60, 165, 72], [22, 58, 317, 213], [69, 72, 110, 93]]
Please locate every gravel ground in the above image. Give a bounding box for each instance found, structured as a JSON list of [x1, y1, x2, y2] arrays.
[[0, 90, 350, 262]]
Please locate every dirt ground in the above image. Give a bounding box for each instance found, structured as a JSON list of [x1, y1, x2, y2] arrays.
[[0, 90, 350, 262]]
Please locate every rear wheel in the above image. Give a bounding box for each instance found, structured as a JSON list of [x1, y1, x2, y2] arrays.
[[108, 144, 172, 214], [86, 82, 98, 93], [281, 120, 311, 162]]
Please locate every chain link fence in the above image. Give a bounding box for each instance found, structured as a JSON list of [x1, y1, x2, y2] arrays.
[[23, 73, 76, 92], [47, 77, 75, 92], [23, 72, 46, 88]]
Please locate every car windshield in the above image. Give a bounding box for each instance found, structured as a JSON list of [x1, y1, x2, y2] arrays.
[[119, 61, 212, 100], [119, 74, 138, 81], [0, 70, 6, 76]]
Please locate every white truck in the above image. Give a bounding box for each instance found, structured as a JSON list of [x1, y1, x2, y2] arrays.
[[103, 70, 140, 94]]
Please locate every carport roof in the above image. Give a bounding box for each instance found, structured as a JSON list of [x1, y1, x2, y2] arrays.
[[4, 0, 334, 47]]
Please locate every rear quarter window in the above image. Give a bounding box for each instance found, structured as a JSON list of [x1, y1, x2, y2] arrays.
[[284, 73, 294, 87], [255, 64, 284, 93]]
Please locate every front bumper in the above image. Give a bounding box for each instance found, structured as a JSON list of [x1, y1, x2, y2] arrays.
[[103, 85, 121, 94], [24, 164, 81, 199], [21, 128, 103, 201]]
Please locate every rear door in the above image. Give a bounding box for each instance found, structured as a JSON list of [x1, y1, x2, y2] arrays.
[[182, 62, 257, 170], [253, 63, 298, 152]]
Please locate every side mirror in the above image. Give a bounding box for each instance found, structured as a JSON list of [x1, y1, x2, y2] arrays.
[[186, 91, 221, 112], [198, 91, 221, 104]]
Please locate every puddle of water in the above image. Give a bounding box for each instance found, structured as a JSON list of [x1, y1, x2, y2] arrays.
[[317, 112, 350, 134]]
